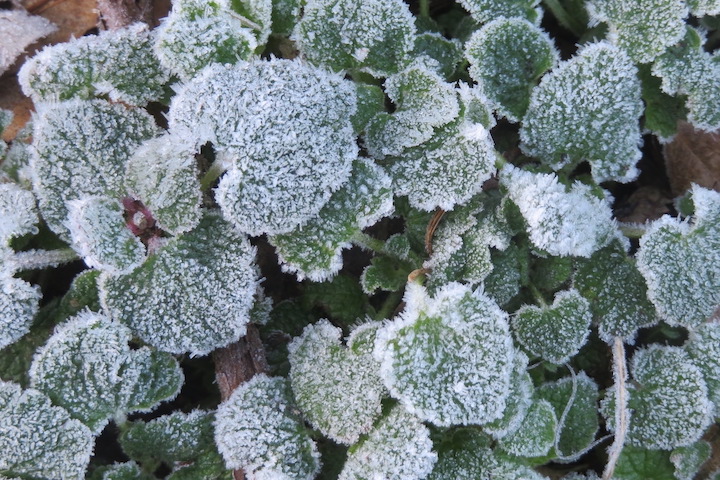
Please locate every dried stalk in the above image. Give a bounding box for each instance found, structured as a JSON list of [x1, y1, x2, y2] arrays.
[[603, 337, 629, 480], [97, 0, 152, 29]]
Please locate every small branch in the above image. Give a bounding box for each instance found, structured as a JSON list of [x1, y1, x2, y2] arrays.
[[603, 337, 629, 480], [618, 223, 647, 239], [425, 209, 445, 255], [8, 248, 79, 271], [350, 231, 385, 255], [200, 159, 227, 192], [97, 0, 153, 29], [529, 284, 548, 308], [375, 290, 404, 320], [419, 0, 430, 18], [542, 0, 586, 37]]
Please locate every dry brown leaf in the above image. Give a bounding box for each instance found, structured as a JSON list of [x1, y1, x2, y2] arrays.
[[614, 186, 672, 224], [664, 121, 720, 196], [0, 76, 34, 142]]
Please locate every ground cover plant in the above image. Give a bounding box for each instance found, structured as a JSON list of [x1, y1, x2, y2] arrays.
[[1, 0, 720, 478]]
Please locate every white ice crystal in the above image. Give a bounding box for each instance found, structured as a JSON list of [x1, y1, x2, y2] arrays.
[[501, 166, 618, 257], [0, 182, 38, 245], [374, 282, 516, 426], [19, 23, 168, 106], [520, 42, 643, 183], [0, 380, 93, 480], [0, 273, 41, 350], [169, 59, 357, 236], [293, 0, 417, 77], [338, 405, 437, 480], [635, 185, 720, 327], [214, 374, 320, 479], [29, 311, 184, 434], [66, 196, 145, 275]]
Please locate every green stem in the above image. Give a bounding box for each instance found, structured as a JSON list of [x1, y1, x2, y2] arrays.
[[351, 231, 385, 255], [419, 0, 430, 18], [200, 159, 227, 191], [9, 248, 78, 271], [494, 153, 508, 171], [542, 0, 586, 37], [376, 290, 404, 320], [619, 223, 646, 239], [529, 284, 548, 307]]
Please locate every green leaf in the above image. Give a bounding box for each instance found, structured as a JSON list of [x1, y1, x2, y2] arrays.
[[635, 185, 720, 328], [30, 99, 158, 241], [520, 42, 643, 183], [574, 241, 657, 343], [166, 452, 230, 480], [375, 283, 516, 426], [613, 445, 675, 480], [0, 380, 93, 480], [652, 27, 720, 131], [271, 0, 300, 34], [294, 0, 417, 77], [361, 255, 413, 294], [586, 0, 687, 63], [602, 345, 713, 450], [66, 195, 145, 274], [98, 462, 155, 480], [0, 182, 38, 246], [120, 410, 216, 465], [466, 18, 558, 122], [125, 134, 202, 236], [537, 372, 600, 459], [29, 311, 183, 434], [19, 24, 168, 105], [501, 166, 618, 257], [687, 0, 720, 15], [288, 320, 385, 444], [637, 63, 687, 141], [338, 405, 437, 480], [302, 274, 371, 324], [670, 441, 711, 480], [214, 374, 320, 479], [498, 399, 557, 458], [530, 255, 572, 292], [485, 243, 529, 307], [685, 322, 720, 407], [100, 214, 258, 356], [169, 59, 357, 236], [413, 32, 462, 80], [270, 158, 393, 281], [352, 83, 386, 134], [455, 0, 541, 25], [483, 351, 533, 439]]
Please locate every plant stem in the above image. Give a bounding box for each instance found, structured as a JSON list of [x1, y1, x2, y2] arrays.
[[618, 223, 646, 239], [542, 0, 586, 37], [376, 290, 404, 320], [419, 0, 430, 18], [603, 337, 629, 480], [9, 248, 79, 271], [351, 231, 385, 255], [200, 159, 227, 192], [529, 284, 548, 307]]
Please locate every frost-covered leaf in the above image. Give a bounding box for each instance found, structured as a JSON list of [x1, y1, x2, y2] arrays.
[[485, 242, 529, 307], [537, 372, 600, 460], [0, 380, 93, 480], [602, 345, 714, 450], [374, 282, 515, 426], [635, 185, 720, 327], [456, 0, 541, 25], [652, 27, 720, 132], [0, 9, 56, 76], [300, 274, 369, 325], [19, 24, 168, 105], [125, 134, 202, 235], [352, 83, 385, 134], [413, 33, 462, 80], [155, 12, 258, 81], [29, 311, 183, 434], [338, 405, 437, 480], [30, 99, 158, 240], [498, 399, 557, 458], [365, 62, 459, 159], [0, 182, 38, 245], [685, 322, 720, 407], [100, 214, 258, 356], [288, 320, 385, 444], [361, 255, 414, 294], [293, 0, 416, 77], [513, 289, 591, 364], [671, 441, 711, 480], [214, 374, 320, 479], [169, 59, 357, 236], [465, 18, 558, 122], [575, 242, 656, 343], [687, 0, 720, 15], [98, 462, 155, 480], [586, 0, 687, 63], [387, 87, 497, 211], [613, 445, 675, 480], [66, 196, 145, 275], [520, 42, 643, 183], [270, 158, 393, 281], [483, 351, 533, 439], [0, 274, 41, 350], [271, 0, 300, 35], [501, 166, 618, 257], [120, 410, 215, 465]]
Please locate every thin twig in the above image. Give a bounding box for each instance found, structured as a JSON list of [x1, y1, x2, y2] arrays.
[[9, 248, 78, 271], [603, 337, 629, 480], [425, 208, 445, 255]]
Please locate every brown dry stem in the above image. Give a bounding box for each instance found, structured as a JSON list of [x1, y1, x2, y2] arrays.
[[603, 337, 629, 480]]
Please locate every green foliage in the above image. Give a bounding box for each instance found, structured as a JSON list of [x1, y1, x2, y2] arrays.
[[29, 311, 183, 433], [0, 274, 41, 351], [0, 182, 38, 245], [613, 445, 676, 480], [456, 0, 541, 25], [520, 42, 643, 183], [635, 185, 720, 327], [671, 441, 712, 480], [498, 399, 557, 458], [0, 380, 93, 480], [685, 322, 720, 406], [100, 214, 258, 356], [466, 18, 558, 121], [18, 24, 167, 106], [637, 63, 687, 141], [301, 275, 370, 325], [214, 374, 320, 479]]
